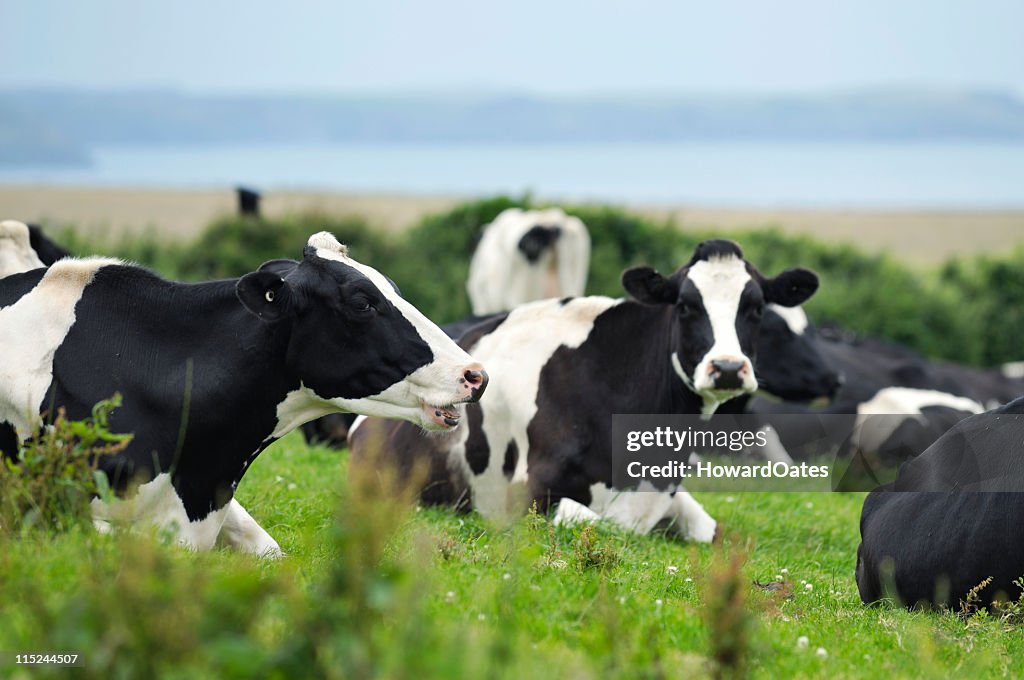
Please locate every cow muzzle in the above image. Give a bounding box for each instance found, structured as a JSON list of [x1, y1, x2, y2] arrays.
[[421, 362, 489, 430], [696, 355, 757, 394]]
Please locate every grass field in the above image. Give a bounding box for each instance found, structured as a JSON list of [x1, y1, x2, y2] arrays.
[[3, 432, 1022, 679]]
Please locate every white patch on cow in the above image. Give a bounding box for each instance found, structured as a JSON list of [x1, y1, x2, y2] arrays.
[[306, 232, 482, 430], [216, 499, 284, 558], [90, 473, 230, 551], [1002, 361, 1024, 379], [768, 303, 809, 335], [0, 257, 119, 439], [552, 497, 601, 526], [586, 483, 717, 542], [684, 255, 759, 401], [851, 387, 985, 454], [270, 384, 344, 439], [0, 220, 45, 277], [449, 296, 620, 519], [466, 208, 591, 315], [856, 387, 984, 418]]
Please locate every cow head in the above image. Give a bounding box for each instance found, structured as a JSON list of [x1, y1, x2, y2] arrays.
[[236, 232, 488, 432], [755, 304, 842, 403], [622, 239, 819, 412]]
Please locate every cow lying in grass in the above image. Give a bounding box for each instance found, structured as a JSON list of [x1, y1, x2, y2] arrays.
[[856, 396, 1024, 609], [0, 230, 487, 556], [351, 240, 819, 541]]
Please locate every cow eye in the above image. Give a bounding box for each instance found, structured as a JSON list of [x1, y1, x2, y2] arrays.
[[350, 296, 376, 314]]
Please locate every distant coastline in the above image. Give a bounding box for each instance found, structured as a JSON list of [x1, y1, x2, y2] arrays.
[[3, 86, 1024, 166]]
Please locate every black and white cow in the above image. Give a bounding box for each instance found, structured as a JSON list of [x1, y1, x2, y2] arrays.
[[351, 240, 819, 540], [856, 397, 1024, 608], [466, 208, 590, 315], [0, 232, 487, 555]]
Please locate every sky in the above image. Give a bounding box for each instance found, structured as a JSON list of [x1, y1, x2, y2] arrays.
[[1, 0, 1022, 96]]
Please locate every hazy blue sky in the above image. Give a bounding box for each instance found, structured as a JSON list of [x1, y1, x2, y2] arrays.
[[2, 0, 1022, 95]]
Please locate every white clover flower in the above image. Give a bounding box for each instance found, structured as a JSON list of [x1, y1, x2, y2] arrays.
[[502, 572, 511, 581], [445, 591, 455, 602], [287, 482, 297, 490], [618, 596, 626, 605], [797, 636, 809, 650], [655, 598, 664, 608], [684, 577, 693, 583], [666, 565, 679, 575], [780, 568, 789, 575], [775, 574, 782, 581], [805, 583, 813, 592], [816, 647, 828, 659]]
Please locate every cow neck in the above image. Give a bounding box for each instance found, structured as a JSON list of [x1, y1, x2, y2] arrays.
[[587, 301, 705, 414]]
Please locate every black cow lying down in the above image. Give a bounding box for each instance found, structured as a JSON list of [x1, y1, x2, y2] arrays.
[[856, 397, 1024, 608], [351, 240, 819, 540], [0, 232, 487, 556]]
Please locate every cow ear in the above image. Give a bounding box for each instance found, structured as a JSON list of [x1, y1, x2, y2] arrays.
[[762, 268, 819, 307], [236, 270, 292, 321], [621, 266, 677, 304]]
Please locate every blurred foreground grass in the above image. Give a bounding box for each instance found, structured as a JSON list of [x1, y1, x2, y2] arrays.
[[2, 433, 1022, 679]]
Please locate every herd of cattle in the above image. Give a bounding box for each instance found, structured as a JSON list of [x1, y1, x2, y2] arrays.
[[2, 209, 1023, 611]]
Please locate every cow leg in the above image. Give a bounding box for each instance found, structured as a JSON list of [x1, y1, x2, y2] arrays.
[[90, 473, 229, 552], [216, 499, 284, 558], [552, 497, 602, 525], [666, 491, 718, 543]]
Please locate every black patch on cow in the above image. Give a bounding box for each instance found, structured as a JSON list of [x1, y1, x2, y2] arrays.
[[0, 267, 45, 309], [517, 225, 561, 263], [455, 313, 509, 351], [525, 302, 704, 509], [27, 224, 72, 265], [502, 440, 518, 479], [0, 422, 18, 462], [282, 254, 435, 400], [751, 308, 840, 402], [464, 404, 489, 475], [687, 239, 744, 264]]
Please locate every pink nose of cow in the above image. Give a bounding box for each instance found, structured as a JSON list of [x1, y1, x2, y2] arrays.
[[460, 363, 489, 402]]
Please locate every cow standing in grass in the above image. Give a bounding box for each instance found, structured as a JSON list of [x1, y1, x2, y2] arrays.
[[351, 240, 819, 541], [0, 231, 487, 556]]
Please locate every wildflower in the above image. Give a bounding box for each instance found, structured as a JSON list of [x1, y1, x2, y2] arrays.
[[805, 583, 813, 592], [666, 565, 679, 575], [797, 636, 809, 650], [816, 647, 828, 659]]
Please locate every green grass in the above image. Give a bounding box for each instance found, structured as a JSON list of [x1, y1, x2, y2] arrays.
[[2, 432, 1022, 679]]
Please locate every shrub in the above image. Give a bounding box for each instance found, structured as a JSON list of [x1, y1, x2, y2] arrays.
[[0, 395, 130, 535]]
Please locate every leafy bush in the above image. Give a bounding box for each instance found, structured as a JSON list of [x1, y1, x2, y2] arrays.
[[0, 395, 130, 535], [46, 195, 1024, 365]]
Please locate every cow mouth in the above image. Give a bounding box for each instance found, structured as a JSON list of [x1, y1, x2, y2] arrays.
[[423, 402, 462, 429]]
